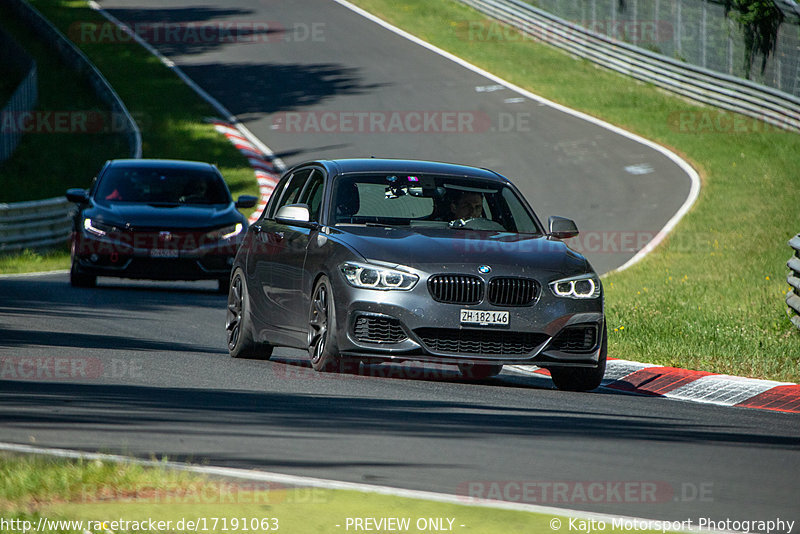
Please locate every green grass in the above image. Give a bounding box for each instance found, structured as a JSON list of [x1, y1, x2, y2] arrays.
[[1, 453, 677, 534], [0, 2, 128, 202], [348, 0, 800, 382], [0, 0, 257, 273]]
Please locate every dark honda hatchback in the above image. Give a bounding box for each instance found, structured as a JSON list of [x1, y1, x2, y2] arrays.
[[67, 159, 256, 291], [227, 159, 606, 391]]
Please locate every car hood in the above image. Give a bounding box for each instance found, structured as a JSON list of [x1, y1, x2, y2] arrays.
[[88, 202, 243, 229], [332, 226, 588, 274]]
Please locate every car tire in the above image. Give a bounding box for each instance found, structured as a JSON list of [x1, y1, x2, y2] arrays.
[[70, 260, 96, 288], [217, 276, 230, 294], [458, 363, 503, 379], [308, 275, 345, 372], [549, 324, 608, 392], [227, 267, 273, 360]]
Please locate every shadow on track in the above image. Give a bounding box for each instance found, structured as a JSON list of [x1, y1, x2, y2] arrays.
[[1, 380, 797, 456]]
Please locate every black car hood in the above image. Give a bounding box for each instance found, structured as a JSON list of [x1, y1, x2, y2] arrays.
[[89, 202, 243, 229], [332, 226, 587, 273]]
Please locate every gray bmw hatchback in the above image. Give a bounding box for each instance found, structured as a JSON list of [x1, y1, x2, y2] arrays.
[[226, 159, 606, 391]]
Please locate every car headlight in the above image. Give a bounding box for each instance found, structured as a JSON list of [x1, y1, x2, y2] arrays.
[[205, 223, 243, 241], [83, 218, 118, 237], [341, 262, 418, 291], [549, 274, 601, 299]]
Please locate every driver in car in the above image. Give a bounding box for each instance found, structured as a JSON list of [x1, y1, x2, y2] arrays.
[[450, 191, 483, 221]]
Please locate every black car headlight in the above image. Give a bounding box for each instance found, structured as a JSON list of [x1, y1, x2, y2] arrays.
[[83, 218, 118, 237], [549, 274, 601, 299], [205, 223, 243, 241], [341, 262, 418, 291]]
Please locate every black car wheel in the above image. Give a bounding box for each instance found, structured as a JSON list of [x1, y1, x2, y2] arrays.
[[69, 260, 96, 288], [458, 363, 503, 379], [308, 276, 344, 372], [227, 268, 272, 360], [217, 276, 230, 294], [549, 324, 608, 392]]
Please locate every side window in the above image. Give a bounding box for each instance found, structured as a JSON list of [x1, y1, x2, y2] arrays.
[[298, 169, 325, 222], [266, 169, 313, 219], [279, 169, 312, 209]]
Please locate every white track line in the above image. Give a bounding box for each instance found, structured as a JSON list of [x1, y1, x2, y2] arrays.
[[0, 442, 717, 533], [331, 0, 701, 274]]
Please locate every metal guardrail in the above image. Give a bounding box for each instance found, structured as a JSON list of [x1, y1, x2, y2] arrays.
[[458, 0, 800, 133], [0, 0, 142, 255], [0, 28, 38, 163], [788, 234, 800, 330], [0, 197, 74, 253], [4, 0, 141, 158]]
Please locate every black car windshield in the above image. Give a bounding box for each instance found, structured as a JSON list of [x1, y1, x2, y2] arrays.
[[95, 166, 231, 204], [331, 173, 541, 234]]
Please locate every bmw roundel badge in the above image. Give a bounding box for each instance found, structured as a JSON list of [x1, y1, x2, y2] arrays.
[[478, 265, 491, 274]]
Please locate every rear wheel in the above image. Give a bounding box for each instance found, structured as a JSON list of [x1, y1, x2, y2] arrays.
[[458, 363, 503, 379], [227, 268, 272, 360], [308, 276, 345, 372], [69, 260, 96, 288], [217, 276, 230, 294], [550, 325, 607, 392]]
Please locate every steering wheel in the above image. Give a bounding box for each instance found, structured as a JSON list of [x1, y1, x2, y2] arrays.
[[449, 217, 505, 231]]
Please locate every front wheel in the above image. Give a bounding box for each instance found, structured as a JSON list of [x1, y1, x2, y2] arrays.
[[70, 260, 96, 288], [549, 325, 607, 392], [308, 276, 345, 372], [227, 268, 273, 360]]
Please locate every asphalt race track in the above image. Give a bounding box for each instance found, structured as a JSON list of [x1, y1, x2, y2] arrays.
[[1, 0, 798, 529]]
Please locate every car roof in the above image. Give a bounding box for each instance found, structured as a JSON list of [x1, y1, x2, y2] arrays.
[[105, 159, 219, 172], [307, 159, 509, 183]]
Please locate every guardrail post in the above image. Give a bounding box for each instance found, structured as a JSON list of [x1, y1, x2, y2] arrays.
[[788, 234, 800, 330]]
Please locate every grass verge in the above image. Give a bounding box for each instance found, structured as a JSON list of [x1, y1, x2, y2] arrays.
[[0, 0, 258, 273], [347, 0, 800, 382], [2, 453, 679, 534]]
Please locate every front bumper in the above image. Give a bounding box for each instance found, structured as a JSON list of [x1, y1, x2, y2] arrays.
[[71, 230, 240, 281], [330, 267, 604, 368]]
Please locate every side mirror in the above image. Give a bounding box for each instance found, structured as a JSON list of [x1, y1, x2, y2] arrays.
[[66, 188, 89, 204], [275, 203, 312, 225], [548, 216, 579, 239], [236, 195, 258, 209]]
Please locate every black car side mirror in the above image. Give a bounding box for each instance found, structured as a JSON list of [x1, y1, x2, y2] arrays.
[[66, 188, 89, 204], [236, 195, 258, 209], [548, 216, 579, 239]]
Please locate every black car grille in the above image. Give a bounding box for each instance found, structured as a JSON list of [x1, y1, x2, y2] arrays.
[[549, 325, 598, 353], [353, 316, 407, 344], [415, 328, 546, 356], [428, 275, 483, 304], [488, 277, 538, 306]]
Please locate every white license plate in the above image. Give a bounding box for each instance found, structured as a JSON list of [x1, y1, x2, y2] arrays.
[[460, 309, 509, 326], [149, 249, 180, 258]]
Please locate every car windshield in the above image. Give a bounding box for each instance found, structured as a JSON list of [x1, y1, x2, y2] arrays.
[[331, 173, 541, 234], [95, 166, 231, 204]]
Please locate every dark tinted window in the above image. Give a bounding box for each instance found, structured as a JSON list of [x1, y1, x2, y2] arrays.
[[298, 170, 325, 222], [331, 173, 540, 234], [96, 166, 230, 204], [272, 169, 313, 215]]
